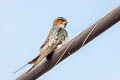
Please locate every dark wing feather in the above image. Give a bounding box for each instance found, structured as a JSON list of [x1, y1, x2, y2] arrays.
[[40, 27, 55, 49], [27, 27, 65, 73], [28, 27, 61, 64], [28, 27, 56, 64]]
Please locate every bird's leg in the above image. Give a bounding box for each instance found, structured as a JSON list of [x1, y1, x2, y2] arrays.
[[46, 51, 54, 60]]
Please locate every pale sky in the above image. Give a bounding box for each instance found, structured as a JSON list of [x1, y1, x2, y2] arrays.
[[0, 0, 120, 80]]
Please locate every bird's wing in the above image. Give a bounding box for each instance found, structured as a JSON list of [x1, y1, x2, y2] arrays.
[[40, 27, 55, 49], [28, 27, 56, 64], [27, 27, 66, 73]]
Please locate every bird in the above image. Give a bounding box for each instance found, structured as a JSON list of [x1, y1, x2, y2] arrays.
[[27, 17, 69, 73]]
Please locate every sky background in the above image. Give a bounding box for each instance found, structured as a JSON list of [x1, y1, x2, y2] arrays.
[[0, 0, 120, 80]]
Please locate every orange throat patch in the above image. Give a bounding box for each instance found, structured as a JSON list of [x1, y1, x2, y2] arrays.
[[54, 20, 62, 25]]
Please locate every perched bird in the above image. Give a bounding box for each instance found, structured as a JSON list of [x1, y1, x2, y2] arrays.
[[27, 17, 69, 72]]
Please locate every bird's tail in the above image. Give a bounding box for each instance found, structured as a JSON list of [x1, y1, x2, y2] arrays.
[[13, 63, 28, 74], [26, 45, 54, 73]]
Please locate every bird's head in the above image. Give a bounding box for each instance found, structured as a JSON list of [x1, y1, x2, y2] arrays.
[[53, 17, 68, 28]]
